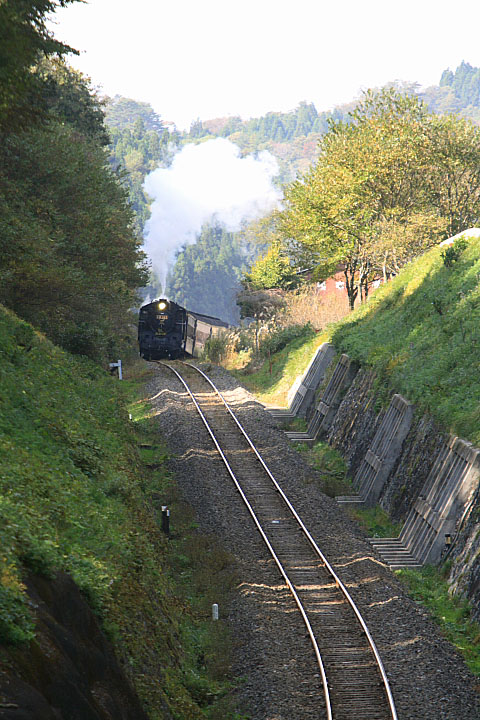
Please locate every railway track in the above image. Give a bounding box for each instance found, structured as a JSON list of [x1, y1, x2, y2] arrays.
[[161, 360, 398, 720]]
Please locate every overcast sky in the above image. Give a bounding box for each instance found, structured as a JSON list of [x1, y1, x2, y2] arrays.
[[50, 0, 480, 129]]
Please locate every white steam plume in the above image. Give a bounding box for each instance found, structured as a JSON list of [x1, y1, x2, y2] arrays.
[[143, 138, 281, 290]]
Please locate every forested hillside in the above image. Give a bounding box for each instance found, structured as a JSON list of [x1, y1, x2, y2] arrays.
[[423, 61, 480, 121], [189, 101, 342, 182], [166, 224, 253, 323], [0, 3, 147, 362], [103, 62, 480, 322], [107, 96, 179, 232]]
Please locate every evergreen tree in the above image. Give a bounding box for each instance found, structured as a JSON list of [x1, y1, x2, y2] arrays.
[[0, 0, 78, 133], [166, 224, 250, 324]]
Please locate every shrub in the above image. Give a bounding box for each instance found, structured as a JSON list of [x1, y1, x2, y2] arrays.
[[259, 323, 314, 358], [441, 237, 468, 267], [202, 332, 228, 363]]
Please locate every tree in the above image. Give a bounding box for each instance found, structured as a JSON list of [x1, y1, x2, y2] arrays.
[[278, 89, 440, 308], [236, 287, 285, 354], [425, 114, 480, 235], [0, 121, 148, 360], [106, 102, 175, 235], [0, 0, 78, 133], [166, 224, 249, 324], [0, 48, 148, 361], [245, 241, 298, 290]]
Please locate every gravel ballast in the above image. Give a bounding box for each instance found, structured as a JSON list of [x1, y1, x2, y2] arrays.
[[146, 362, 479, 720]]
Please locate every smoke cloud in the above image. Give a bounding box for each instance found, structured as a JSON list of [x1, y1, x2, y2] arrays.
[[143, 138, 281, 290]]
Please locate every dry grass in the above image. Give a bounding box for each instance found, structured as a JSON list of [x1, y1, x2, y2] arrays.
[[278, 285, 350, 330]]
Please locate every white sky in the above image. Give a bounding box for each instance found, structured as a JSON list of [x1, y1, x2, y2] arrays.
[[49, 0, 480, 129]]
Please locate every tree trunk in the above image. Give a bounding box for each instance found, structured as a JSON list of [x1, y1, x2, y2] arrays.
[[344, 267, 357, 311]]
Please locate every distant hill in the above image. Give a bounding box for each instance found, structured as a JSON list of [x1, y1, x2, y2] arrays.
[[103, 62, 480, 217], [103, 63, 480, 314], [420, 61, 480, 122], [186, 101, 355, 183]]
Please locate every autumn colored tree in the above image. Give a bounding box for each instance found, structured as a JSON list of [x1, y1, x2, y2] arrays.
[[279, 89, 436, 308], [278, 88, 480, 308]]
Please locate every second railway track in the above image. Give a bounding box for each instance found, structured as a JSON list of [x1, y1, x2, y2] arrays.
[[161, 360, 398, 720]]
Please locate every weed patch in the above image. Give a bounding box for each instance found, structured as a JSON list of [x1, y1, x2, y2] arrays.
[[348, 506, 402, 538], [297, 441, 353, 497], [397, 565, 480, 675]]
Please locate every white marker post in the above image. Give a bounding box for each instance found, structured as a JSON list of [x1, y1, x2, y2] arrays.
[[212, 603, 219, 621], [109, 360, 123, 380]]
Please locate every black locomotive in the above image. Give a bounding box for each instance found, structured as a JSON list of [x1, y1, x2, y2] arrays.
[[138, 298, 229, 360]]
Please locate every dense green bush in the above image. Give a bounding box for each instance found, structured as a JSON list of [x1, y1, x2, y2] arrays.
[[259, 323, 314, 358], [202, 333, 228, 363], [441, 237, 468, 267]]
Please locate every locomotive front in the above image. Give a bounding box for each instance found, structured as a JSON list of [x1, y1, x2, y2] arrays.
[[138, 299, 187, 360]]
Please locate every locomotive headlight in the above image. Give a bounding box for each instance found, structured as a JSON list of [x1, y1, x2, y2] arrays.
[[158, 301, 167, 310]]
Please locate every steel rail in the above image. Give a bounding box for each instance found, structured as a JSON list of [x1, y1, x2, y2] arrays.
[[178, 360, 398, 720], [160, 361, 333, 720]]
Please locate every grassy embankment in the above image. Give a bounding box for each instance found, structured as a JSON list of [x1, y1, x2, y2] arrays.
[[239, 236, 480, 444], [234, 236, 480, 673], [0, 304, 244, 719]]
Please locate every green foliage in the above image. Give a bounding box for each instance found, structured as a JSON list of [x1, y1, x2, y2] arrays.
[[441, 237, 469, 267], [0, 0, 78, 133], [245, 240, 299, 290], [202, 334, 228, 364], [105, 97, 166, 132], [0, 306, 243, 716], [259, 323, 313, 358], [167, 224, 251, 324], [0, 306, 143, 639], [0, 49, 149, 363], [39, 58, 110, 145], [0, 573, 35, 645], [439, 61, 480, 109], [233, 328, 321, 405], [327, 237, 480, 444], [348, 506, 402, 538], [296, 441, 353, 497], [0, 91, 148, 361], [106, 101, 177, 233], [277, 87, 480, 309], [397, 565, 480, 675]]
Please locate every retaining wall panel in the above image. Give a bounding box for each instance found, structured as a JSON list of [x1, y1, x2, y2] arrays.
[[328, 368, 383, 478], [379, 414, 447, 522]]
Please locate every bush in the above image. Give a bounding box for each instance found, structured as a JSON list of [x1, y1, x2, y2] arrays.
[[202, 333, 228, 363], [259, 323, 315, 358], [441, 237, 468, 267]]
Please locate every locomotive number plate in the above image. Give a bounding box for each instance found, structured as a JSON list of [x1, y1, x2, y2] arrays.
[[157, 314, 169, 320]]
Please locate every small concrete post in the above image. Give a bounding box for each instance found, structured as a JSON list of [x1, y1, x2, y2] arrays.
[[161, 506, 170, 536], [109, 360, 123, 380], [212, 603, 219, 621]]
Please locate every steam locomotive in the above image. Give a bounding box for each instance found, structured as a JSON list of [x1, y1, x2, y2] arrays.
[[138, 298, 229, 360]]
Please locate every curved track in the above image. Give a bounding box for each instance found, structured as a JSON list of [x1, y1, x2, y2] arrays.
[[161, 360, 398, 720]]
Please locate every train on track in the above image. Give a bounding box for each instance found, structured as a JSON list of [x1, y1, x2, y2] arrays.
[[138, 298, 229, 360]]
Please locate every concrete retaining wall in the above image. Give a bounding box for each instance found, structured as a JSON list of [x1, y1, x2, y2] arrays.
[[353, 394, 413, 505], [267, 342, 335, 421], [279, 344, 480, 611]]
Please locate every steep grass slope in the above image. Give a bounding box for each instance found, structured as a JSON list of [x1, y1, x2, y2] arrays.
[[330, 237, 480, 445], [0, 306, 238, 719], [241, 237, 480, 446]]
